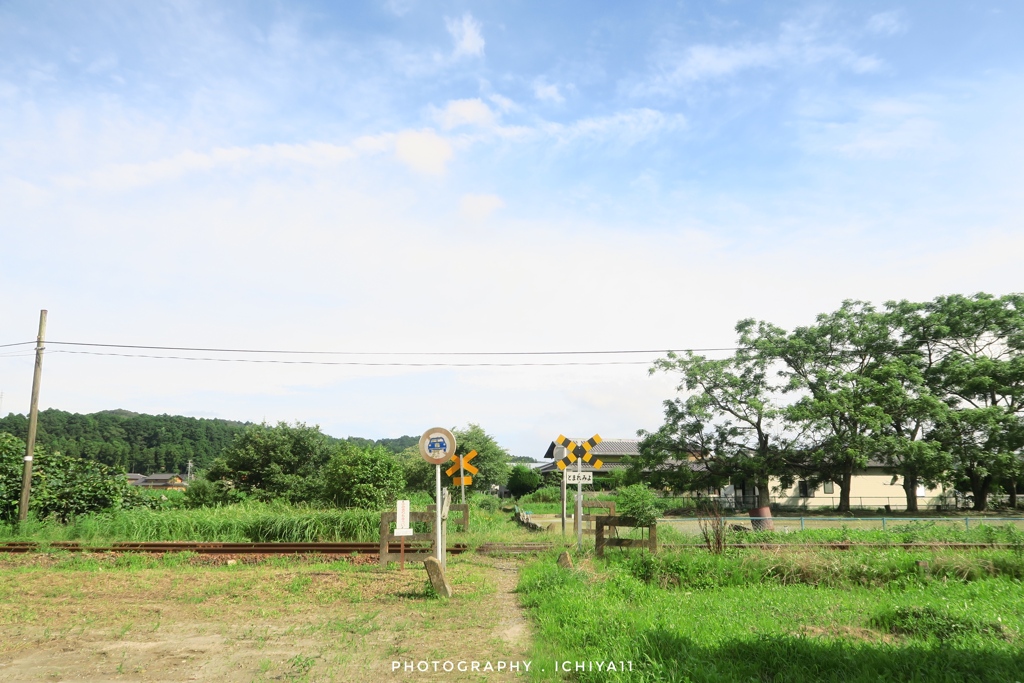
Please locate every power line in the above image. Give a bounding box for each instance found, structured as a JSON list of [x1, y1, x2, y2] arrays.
[[44, 340, 741, 356], [0, 341, 33, 349], [48, 350, 654, 367]]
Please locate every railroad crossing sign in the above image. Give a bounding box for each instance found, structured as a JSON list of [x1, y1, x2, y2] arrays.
[[446, 450, 478, 486], [555, 434, 604, 471]]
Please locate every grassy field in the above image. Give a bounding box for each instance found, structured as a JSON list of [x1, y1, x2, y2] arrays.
[[7, 502, 1024, 681], [518, 547, 1024, 682], [0, 550, 531, 682]]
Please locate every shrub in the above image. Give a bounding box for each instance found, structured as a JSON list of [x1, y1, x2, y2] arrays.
[[616, 484, 659, 527], [322, 444, 404, 510], [520, 486, 563, 503], [507, 464, 542, 498], [0, 432, 145, 523]]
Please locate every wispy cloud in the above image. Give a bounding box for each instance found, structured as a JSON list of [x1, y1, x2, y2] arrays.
[[433, 98, 497, 130], [394, 129, 453, 175], [446, 13, 485, 59], [533, 80, 565, 104], [867, 11, 908, 36], [459, 193, 505, 222], [631, 15, 883, 97]]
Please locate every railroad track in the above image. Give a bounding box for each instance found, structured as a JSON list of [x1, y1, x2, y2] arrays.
[[0, 541, 468, 555]]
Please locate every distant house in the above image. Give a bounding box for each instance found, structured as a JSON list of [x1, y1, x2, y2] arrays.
[[538, 437, 952, 511], [128, 473, 187, 491], [537, 438, 639, 476]]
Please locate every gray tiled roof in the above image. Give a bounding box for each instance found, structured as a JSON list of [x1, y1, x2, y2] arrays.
[[543, 438, 640, 459]]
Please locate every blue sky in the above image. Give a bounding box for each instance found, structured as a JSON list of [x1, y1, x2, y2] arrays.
[[1, 1, 1022, 459]]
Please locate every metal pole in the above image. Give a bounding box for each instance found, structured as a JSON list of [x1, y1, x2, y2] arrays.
[[576, 454, 583, 552], [435, 464, 443, 567], [459, 456, 466, 505], [19, 310, 47, 523], [561, 468, 566, 537]]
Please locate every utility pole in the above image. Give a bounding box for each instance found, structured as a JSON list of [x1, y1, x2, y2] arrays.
[[19, 310, 47, 523]]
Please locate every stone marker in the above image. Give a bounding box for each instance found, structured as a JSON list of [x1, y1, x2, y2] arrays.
[[424, 556, 454, 598], [557, 551, 574, 569]]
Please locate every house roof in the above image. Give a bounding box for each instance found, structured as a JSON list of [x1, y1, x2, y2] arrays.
[[542, 438, 640, 459], [140, 473, 181, 481]]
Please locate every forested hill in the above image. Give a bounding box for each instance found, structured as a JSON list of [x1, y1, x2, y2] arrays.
[[0, 409, 424, 476], [0, 409, 250, 475]]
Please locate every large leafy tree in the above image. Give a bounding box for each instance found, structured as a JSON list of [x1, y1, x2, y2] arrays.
[[744, 302, 897, 513], [206, 421, 333, 503], [639, 341, 799, 524], [908, 293, 1024, 510], [506, 464, 541, 498], [452, 424, 511, 491]]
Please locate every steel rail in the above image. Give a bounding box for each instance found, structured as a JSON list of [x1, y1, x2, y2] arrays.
[[0, 541, 468, 555]]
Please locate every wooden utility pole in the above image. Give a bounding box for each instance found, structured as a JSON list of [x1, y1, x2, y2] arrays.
[[18, 310, 47, 523]]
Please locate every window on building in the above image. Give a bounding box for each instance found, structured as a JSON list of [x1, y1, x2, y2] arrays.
[[823, 481, 834, 495], [798, 481, 814, 497]]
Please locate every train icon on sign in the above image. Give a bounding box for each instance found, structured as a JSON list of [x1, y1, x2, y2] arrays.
[[428, 436, 448, 453]]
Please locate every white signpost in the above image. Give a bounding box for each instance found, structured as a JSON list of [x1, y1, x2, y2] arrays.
[[419, 427, 456, 572], [394, 499, 412, 570]]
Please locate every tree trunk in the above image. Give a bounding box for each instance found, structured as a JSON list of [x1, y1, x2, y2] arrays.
[[1008, 480, 1018, 509], [970, 472, 991, 511], [748, 476, 774, 531], [902, 474, 919, 513], [837, 471, 853, 513]]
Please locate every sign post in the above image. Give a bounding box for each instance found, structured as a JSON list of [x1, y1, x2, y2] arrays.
[[554, 435, 603, 552], [446, 450, 478, 504], [394, 499, 413, 571], [555, 446, 567, 537], [419, 427, 456, 572]]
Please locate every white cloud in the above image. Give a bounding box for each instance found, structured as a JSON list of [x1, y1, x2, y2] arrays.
[[394, 129, 453, 175], [543, 109, 687, 145], [487, 93, 518, 112], [434, 98, 496, 130], [799, 98, 944, 159], [633, 15, 883, 96], [446, 13, 485, 59], [459, 193, 504, 222], [533, 81, 565, 104], [867, 11, 908, 36]]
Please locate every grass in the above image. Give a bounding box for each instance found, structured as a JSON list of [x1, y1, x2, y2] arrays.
[[0, 499, 541, 546], [0, 550, 525, 681], [518, 548, 1024, 682]]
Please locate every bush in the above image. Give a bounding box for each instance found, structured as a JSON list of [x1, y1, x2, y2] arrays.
[[0, 432, 145, 523], [616, 484, 659, 527], [475, 495, 500, 512], [322, 444, 404, 510], [183, 478, 246, 508], [507, 464, 542, 498], [520, 486, 563, 503]]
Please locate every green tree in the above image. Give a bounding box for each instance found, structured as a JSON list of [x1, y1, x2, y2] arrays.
[[506, 464, 541, 498], [322, 443, 404, 510], [744, 302, 896, 513], [452, 424, 512, 491], [207, 421, 332, 502], [910, 293, 1024, 510], [641, 341, 800, 523], [1, 432, 145, 523]]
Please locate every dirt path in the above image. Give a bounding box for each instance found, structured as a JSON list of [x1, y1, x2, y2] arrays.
[[0, 554, 535, 682]]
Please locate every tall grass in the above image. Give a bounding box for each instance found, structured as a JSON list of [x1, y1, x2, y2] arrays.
[[0, 502, 381, 543], [0, 498, 535, 545], [519, 550, 1024, 682]]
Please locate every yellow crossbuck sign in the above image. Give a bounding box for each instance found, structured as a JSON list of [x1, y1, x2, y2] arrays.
[[555, 434, 603, 471], [446, 450, 478, 486]]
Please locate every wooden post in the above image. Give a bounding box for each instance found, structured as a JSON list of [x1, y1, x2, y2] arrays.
[[19, 310, 47, 523], [649, 522, 657, 555], [595, 517, 605, 557], [400, 536, 405, 571]]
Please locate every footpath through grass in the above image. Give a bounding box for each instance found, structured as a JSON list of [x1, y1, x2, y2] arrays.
[[518, 547, 1024, 683]]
